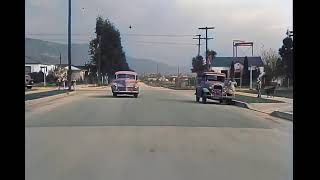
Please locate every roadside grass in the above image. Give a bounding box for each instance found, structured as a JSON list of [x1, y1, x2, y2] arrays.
[[236, 89, 293, 99], [33, 83, 57, 87], [234, 94, 284, 103], [25, 90, 68, 101], [143, 81, 196, 90]]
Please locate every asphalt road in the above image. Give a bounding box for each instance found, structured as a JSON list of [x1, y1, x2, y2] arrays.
[[25, 83, 293, 180]]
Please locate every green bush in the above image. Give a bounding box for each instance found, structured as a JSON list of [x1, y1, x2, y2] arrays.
[[29, 72, 44, 83], [46, 73, 57, 83]]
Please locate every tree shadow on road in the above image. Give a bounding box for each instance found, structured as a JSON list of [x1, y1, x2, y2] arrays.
[[158, 98, 221, 105], [90, 95, 136, 98], [159, 99, 228, 105]]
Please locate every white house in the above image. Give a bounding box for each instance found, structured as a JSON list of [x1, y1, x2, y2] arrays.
[[25, 56, 55, 75], [25, 56, 87, 82]]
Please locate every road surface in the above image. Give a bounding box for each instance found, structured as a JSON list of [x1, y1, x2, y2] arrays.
[[25, 83, 292, 180]]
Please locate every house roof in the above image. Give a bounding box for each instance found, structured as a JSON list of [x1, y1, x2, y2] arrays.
[[211, 56, 265, 68], [211, 57, 234, 67], [58, 64, 82, 71]]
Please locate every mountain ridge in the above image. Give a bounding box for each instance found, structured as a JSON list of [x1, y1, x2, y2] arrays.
[[25, 38, 190, 75]]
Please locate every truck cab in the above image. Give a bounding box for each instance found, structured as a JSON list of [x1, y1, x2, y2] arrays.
[[195, 71, 234, 104]]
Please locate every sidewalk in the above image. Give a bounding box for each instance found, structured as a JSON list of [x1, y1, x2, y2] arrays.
[[235, 91, 293, 120]]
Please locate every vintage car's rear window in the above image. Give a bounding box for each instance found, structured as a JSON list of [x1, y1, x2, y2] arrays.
[[117, 74, 136, 79]]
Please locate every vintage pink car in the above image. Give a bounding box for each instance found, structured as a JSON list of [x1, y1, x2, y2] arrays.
[[111, 71, 139, 98]]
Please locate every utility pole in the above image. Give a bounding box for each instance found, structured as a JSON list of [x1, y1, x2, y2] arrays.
[[193, 34, 201, 56], [198, 27, 214, 61], [67, 0, 72, 91], [250, 66, 253, 90], [177, 65, 179, 76], [40, 66, 47, 87], [97, 35, 102, 85], [157, 64, 158, 74], [59, 52, 61, 66]]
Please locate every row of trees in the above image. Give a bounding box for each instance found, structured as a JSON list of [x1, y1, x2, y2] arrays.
[[87, 16, 130, 84]]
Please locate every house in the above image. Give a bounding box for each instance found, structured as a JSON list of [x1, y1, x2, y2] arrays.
[[168, 75, 178, 82], [59, 64, 86, 82], [25, 56, 87, 82], [25, 56, 56, 75], [210, 57, 233, 77], [211, 56, 265, 79]]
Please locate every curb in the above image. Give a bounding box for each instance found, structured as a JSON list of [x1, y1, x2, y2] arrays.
[[270, 111, 293, 121], [232, 100, 293, 121], [232, 100, 250, 109], [25, 91, 76, 107]]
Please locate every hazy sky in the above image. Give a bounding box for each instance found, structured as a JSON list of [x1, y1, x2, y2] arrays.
[[25, 0, 292, 66]]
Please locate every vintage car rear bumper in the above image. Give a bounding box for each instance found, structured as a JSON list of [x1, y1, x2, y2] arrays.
[[112, 87, 139, 94], [113, 91, 139, 94]]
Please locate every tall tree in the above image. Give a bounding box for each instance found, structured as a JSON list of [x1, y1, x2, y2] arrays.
[[89, 16, 130, 83], [230, 61, 235, 79], [191, 55, 205, 75], [279, 36, 293, 82], [242, 56, 250, 86], [275, 57, 285, 78]]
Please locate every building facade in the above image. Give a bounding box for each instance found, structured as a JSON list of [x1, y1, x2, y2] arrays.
[[210, 56, 265, 79]]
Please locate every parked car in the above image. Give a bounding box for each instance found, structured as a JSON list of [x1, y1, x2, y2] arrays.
[[25, 75, 34, 89], [195, 71, 234, 104], [111, 71, 139, 98]]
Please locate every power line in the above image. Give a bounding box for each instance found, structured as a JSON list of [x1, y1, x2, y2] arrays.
[[26, 37, 197, 46], [26, 37, 91, 40], [26, 33, 92, 36], [124, 34, 194, 37], [125, 40, 198, 46], [26, 33, 194, 37], [193, 34, 201, 56]]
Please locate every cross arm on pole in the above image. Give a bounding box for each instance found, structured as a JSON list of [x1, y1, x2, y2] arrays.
[[193, 38, 213, 40], [198, 27, 215, 30]]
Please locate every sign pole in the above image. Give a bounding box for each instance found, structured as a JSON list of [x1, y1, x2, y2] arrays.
[[250, 66, 253, 90]]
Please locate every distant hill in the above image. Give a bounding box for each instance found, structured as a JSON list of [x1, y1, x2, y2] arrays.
[[25, 38, 190, 75], [25, 38, 90, 65], [126, 57, 190, 75]]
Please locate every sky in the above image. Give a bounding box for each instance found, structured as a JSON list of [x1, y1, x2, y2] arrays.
[[25, 0, 293, 66]]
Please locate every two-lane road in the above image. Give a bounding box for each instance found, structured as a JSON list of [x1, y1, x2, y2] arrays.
[[26, 83, 292, 180]]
